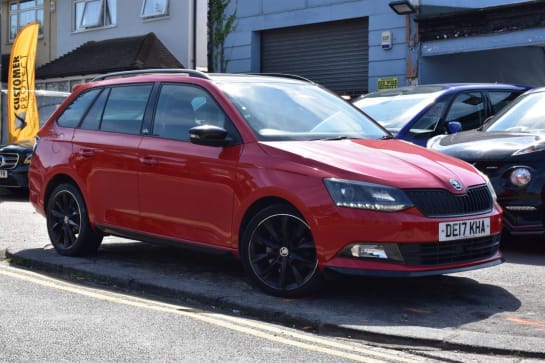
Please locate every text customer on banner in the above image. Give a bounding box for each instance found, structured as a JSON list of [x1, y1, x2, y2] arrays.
[[8, 22, 40, 143]]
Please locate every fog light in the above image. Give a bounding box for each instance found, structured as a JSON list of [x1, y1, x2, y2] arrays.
[[509, 167, 531, 187], [344, 243, 404, 262], [350, 244, 387, 259]]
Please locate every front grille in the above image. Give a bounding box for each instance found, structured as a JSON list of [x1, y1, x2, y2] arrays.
[[0, 153, 19, 169], [398, 235, 500, 266], [405, 185, 493, 217]]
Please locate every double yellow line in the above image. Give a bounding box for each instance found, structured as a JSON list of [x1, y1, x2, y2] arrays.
[[0, 265, 422, 363]]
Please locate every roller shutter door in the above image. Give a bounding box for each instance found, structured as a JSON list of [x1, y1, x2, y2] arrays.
[[261, 18, 369, 96]]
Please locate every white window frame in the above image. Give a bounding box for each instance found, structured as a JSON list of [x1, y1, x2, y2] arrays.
[[141, 0, 168, 19], [73, 0, 117, 31], [8, 0, 44, 42]]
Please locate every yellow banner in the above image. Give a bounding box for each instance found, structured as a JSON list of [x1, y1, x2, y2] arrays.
[[8, 22, 40, 143]]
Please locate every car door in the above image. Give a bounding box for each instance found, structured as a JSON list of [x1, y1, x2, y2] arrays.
[[443, 91, 486, 131], [71, 84, 153, 230], [137, 83, 241, 249]]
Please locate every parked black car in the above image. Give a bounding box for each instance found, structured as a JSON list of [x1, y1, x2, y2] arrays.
[[428, 87, 545, 236], [353, 83, 530, 146], [0, 90, 69, 191]]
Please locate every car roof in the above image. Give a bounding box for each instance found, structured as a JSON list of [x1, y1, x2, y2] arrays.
[[355, 83, 531, 100], [86, 69, 314, 86]]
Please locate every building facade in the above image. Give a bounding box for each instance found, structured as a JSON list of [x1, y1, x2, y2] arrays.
[[2, 0, 545, 95], [1, 0, 207, 90], [223, 0, 545, 96]]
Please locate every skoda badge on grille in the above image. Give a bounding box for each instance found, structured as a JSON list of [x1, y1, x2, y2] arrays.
[[450, 179, 463, 191]]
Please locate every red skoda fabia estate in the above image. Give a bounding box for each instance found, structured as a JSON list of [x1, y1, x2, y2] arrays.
[[29, 70, 503, 297]]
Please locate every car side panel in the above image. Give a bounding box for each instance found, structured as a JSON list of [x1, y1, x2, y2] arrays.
[[137, 137, 241, 248], [71, 128, 142, 230], [28, 126, 76, 215]]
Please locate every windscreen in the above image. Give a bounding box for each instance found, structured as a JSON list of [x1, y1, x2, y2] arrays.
[[486, 91, 545, 133], [217, 80, 388, 141], [353, 92, 442, 132]]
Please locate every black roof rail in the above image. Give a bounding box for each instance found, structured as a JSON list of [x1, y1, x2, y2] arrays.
[[91, 68, 210, 81], [243, 72, 314, 83]]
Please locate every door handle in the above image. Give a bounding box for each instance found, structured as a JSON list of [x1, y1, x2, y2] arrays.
[[79, 149, 95, 157], [139, 156, 158, 166]]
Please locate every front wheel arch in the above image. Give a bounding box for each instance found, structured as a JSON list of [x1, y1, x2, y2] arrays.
[[239, 202, 322, 297]]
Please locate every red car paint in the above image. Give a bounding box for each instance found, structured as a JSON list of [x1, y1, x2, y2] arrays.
[[29, 71, 503, 297]]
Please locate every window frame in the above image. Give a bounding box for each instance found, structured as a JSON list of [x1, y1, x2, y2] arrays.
[[73, 0, 117, 32], [8, 0, 44, 42], [140, 0, 169, 19]]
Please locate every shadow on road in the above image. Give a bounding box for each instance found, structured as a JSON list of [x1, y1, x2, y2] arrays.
[[9, 239, 522, 333], [0, 188, 29, 203], [501, 235, 545, 266]]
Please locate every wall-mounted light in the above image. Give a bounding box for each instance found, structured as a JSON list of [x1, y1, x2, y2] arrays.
[[388, 0, 416, 15]]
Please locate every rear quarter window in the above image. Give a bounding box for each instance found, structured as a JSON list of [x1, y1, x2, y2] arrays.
[[57, 89, 102, 128]]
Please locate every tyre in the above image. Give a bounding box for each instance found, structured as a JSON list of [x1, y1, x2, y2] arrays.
[[46, 183, 103, 256], [240, 204, 322, 297]]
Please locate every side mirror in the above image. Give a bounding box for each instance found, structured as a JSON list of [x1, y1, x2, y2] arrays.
[[446, 121, 462, 134], [189, 125, 231, 147]]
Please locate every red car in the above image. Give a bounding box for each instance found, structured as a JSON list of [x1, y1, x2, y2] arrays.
[[29, 70, 503, 297]]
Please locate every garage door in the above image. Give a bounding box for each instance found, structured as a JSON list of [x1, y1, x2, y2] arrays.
[[261, 18, 369, 96]]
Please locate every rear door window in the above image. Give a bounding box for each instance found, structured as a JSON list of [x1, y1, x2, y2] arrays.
[[100, 84, 153, 134], [80, 88, 107, 130]]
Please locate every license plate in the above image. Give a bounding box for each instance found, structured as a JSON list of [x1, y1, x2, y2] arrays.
[[439, 217, 490, 242], [0, 170, 7, 179]]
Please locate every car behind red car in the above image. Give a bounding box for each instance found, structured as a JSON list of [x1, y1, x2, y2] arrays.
[[29, 70, 503, 297]]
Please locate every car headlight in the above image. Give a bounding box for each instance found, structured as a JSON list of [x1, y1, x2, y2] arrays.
[[324, 178, 414, 212], [513, 142, 545, 156], [509, 167, 531, 187]]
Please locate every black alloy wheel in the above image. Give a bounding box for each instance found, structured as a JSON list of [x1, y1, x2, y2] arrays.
[[46, 183, 103, 256], [241, 204, 321, 297]]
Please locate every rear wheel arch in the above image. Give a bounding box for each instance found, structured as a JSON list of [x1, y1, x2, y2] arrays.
[[45, 181, 103, 256], [44, 174, 100, 231], [44, 174, 80, 212]]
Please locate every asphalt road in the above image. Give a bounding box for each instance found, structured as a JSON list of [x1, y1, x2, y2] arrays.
[[4, 263, 438, 363], [1, 188, 545, 360]]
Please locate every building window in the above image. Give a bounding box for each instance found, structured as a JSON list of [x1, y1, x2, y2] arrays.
[[74, 0, 117, 31], [141, 0, 168, 19], [9, 0, 44, 41]]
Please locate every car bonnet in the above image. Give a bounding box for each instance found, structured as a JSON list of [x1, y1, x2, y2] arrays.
[[430, 130, 545, 160], [260, 138, 486, 191]]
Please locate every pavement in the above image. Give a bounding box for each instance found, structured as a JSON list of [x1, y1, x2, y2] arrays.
[[1, 191, 545, 359]]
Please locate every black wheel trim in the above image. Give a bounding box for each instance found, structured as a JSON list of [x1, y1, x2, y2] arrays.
[[48, 190, 82, 249], [248, 213, 318, 292]]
